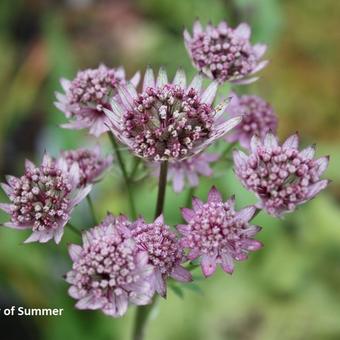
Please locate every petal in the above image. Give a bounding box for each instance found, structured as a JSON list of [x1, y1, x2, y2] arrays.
[[201, 255, 217, 277], [183, 29, 191, 42], [1, 183, 13, 195], [231, 76, 259, 85], [70, 185, 92, 207], [253, 43, 267, 59], [300, 146, 315, 159], [315, 156, 329, 176], [208, 186, 222, 203], [54, 226, 65, 244], [143, 67, 155, 91], [220, 253, 234, 274], [283, 133, 299, 150], [130, 71, 141, 87], [156, 67, 168, 88], [233, 150, 248, 168], [60, 78, 71, 91], [201, 81, 218, 105], [181, 208, 195, 223], [3, 221, 31, 229], [115, 292, 128, 317], [192, 196, 204, 211], [171, 265, 192, 282], [188, 248, 200, 260], [234, 23, 251, 39], [187, 172, 199, 187], [241, 239, 263, 251], [25, 159, 36, 172], [118, 83, 138, 111], [0, 203, 12, 214], [172, 68, 186, 88], [214, 116, 242, 136], [250, 60, 269, 75], [307, 179, 329, 199], [264, 133, 279, 149], [176, 224, 191, 235], [214, 98, 231, 120], [153, 270, 167, 298], [236, 205, 256, 222], [188, 74, 203, 92], [193, 20, 203, 35], [250, 135, 262, 153], [68, 244, 83, 261], [154, 214, 164, 224], [172, 170, 185, 193]]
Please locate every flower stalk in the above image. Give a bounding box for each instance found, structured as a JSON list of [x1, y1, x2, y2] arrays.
[[132, 161, 168, 340], [108, 133, 137, 219]]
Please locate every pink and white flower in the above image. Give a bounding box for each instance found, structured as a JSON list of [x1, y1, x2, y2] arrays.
[[184, 20, 268, 84], [233, 133, 330, 216], [178, 187, 262, 277], [105, 67, 241, 161], [60, 146, 112, 187], [225, 93, 278, 149], [55, 64, 140, 137], [0, 154, 91, 243], [130, 215, 192, 297], [66, 214, 154, 317]]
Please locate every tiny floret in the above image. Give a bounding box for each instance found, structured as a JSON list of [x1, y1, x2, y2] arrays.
[[66, 214, 154, 317], [178, 187, 262, 277], [184, 20, 268, 84], [130, 215, 192, 297], [226, 93, 278, 149], [60, 146, 112, 187], [55, 64, 140, 137], [105, 67, 241, 161], [233, 133, 329, 216], [0, 154, 91, 243]]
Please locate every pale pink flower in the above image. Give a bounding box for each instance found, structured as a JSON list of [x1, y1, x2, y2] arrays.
[[233, 133, 330, 216], [105, 67, 241, 161], [66, 214, 154, 317], [60, 146, 112, 187], [0, 154, 91, 243], [178, 187, 262, 277], [225, 93, 278, 149], [55, 64, 140, 137], [130, 215, 192, 297], [184, 20, 268, 84]]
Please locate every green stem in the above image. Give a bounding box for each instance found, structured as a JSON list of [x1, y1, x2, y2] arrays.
[[130, 157, 141, 181], [108, 133, 137, 219], [86, 195, 98, 225], [185, 187, 196, 208], [132, 161, 168, 340], [67, 223, 81, 236]]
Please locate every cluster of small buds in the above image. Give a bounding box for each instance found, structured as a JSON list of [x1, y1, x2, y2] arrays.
[[233, 134, 329, 216], [0, 154, 91, 243], [55, 65, 140, 137], [66, 214, 154, 317], [184, 21, 268, 84], [105, 67, 242, 162], [152, 153, 219, 192], [60, 146, 113, 187], [124, 84, 214, 161], [178, 187, 262, 277], [130, 215, 192, 297], [226, 93, 278, 149]]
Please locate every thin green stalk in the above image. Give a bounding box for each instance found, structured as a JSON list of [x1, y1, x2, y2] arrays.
[[108, 133, 137, 219], [132, 161, 168, 340], [130, 157, 141, 181], [185, 187, 196, 208], [86, 195, 98, 225]]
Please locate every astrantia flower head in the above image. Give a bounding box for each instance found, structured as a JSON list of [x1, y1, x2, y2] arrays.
[[60, 146, 113, 187], [178, 187, 262, 277], [66, 214, 154, 317], [233, 133, 330, 216], [0, 154, 91, 243], [225, 93, 278, 149], [184, 20, 268, 84], [130, 215, 192, 297], [55, 64, 140, 137], [105, 67, 241, 161], [152, 153, 219, 193]]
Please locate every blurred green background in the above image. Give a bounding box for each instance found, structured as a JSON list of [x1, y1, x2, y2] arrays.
[[0, 0, 339, 339]]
